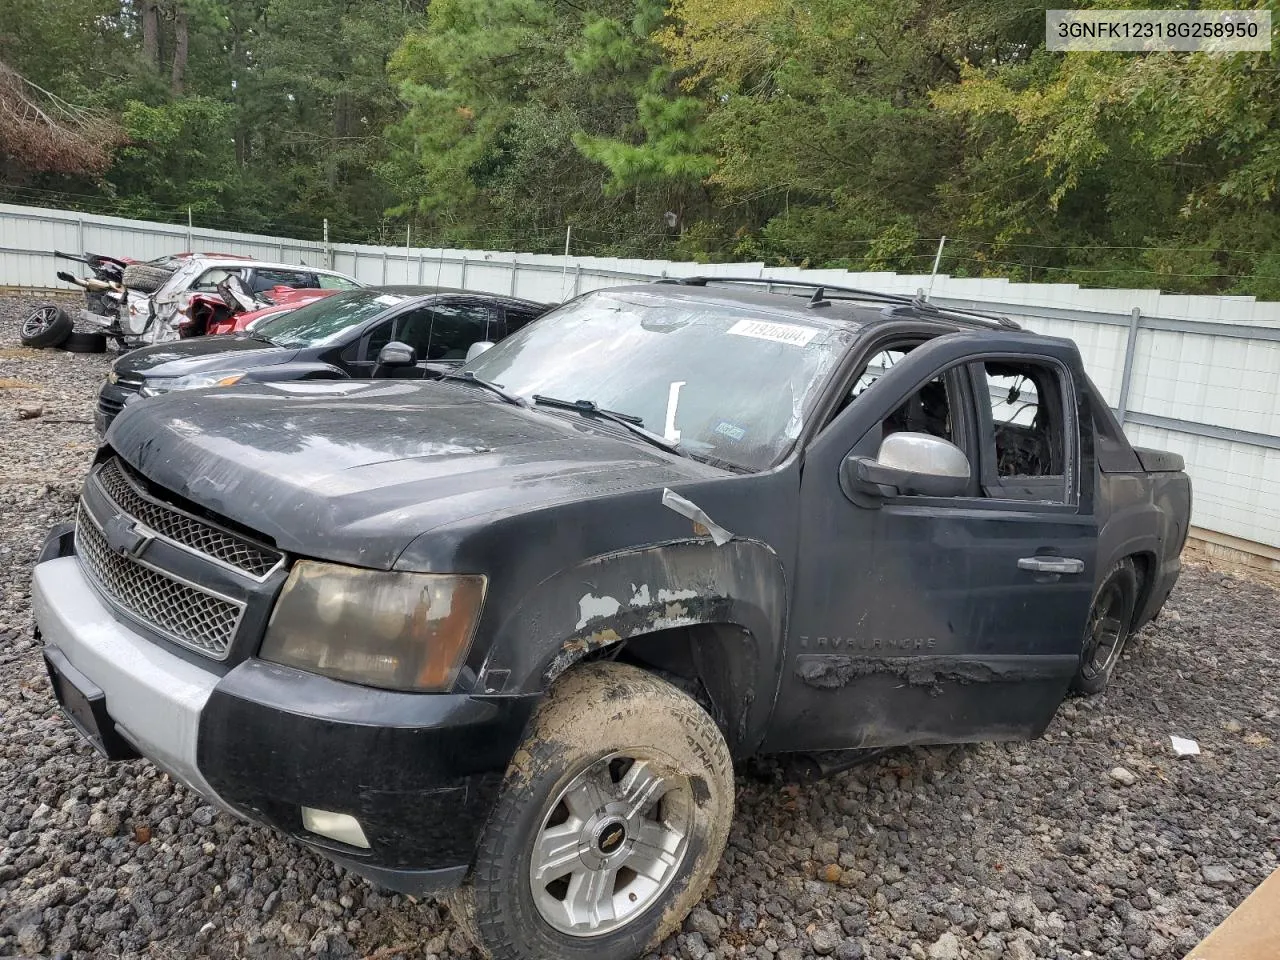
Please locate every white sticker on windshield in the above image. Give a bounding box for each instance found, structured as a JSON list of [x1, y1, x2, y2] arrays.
[[374, 294, 406, 306], [726, 318, 818, 347]]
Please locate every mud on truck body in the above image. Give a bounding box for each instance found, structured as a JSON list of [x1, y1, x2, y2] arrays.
[[33, 279, 1191, 960]]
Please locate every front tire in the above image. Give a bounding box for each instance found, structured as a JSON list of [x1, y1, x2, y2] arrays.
[[452, 662, 734, 960], [1072, 558, 1138, 695]]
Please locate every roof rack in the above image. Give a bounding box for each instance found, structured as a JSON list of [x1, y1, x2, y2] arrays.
[[659, 275, 915, 306], [659, 275, 1021, 330]]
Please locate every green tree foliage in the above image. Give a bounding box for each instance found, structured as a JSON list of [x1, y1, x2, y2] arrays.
[[0, 0, 417, 239]]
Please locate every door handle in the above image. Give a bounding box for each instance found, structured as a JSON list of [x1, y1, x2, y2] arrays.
[[1018, 556, 1085, 575]]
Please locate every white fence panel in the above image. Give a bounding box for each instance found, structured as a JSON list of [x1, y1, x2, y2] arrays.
[[2, 201, 1278, 556]]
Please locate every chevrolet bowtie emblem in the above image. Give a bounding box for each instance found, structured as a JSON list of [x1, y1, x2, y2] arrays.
[[102, 514, 150, 558]]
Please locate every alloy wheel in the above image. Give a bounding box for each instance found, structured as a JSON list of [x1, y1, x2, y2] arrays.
[[528, 750, 692, 937], [1081, 581, 1126, 680], [21, 305, 61, 338]]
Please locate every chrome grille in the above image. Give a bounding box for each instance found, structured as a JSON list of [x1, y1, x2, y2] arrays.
[[75, 508, 242, 659], [96, 458, 282, 578]]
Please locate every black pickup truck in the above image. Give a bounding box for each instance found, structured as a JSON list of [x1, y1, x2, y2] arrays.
[[33, 279, 1190, 960]]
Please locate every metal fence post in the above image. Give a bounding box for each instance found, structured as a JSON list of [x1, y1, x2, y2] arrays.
[[460, 256, 468, 290], [1116, 306, 1142, 424], [381, 250, 388, 284], [573, 264, 582, 297], [76, 215, 85, 255], [510, 258, 519, 295]]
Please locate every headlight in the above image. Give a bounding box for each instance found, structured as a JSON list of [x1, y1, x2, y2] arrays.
[[260, 561, 486, 692], [139, 370, 247, 396]]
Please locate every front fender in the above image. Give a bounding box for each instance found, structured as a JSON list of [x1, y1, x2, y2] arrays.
[[478, 538, 787, 755]]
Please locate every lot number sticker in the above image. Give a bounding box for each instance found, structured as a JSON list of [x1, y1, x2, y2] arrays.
[[727, 318, 818, 347]]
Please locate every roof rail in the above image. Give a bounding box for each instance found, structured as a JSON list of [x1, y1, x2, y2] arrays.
[[659, 275, 915, 306], [661, 275, 1021, 330], [882, 301, 1021, 331]]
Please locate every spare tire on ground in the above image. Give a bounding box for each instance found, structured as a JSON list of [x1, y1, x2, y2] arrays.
[[20, 304, 73, 348], [122, 263, 177, 293], [63, 330, 108, 354]]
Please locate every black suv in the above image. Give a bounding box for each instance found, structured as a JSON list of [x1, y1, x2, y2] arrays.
[[35, 279, 1190, 960], [95, 286, 547, 433]]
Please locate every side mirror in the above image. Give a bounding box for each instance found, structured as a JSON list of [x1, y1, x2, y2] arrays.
[[377, 341, 416, 367], [465, 341, 495, 363], [841, 432, 970, 502]]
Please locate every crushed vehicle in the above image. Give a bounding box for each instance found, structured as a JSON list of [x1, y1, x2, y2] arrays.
[[33, 279, 1191, 960], [19, 250, 138, 353], [42, 250, 365, 349], [93, 285, 548, 434], [203, 284, 338, 336], [110, 256, 364, 346]]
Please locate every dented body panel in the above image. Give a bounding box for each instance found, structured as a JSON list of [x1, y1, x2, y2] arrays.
[[36, 283, 1191, 895]]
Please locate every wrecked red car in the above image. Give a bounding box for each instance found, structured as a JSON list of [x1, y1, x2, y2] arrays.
[[204, 286, 338, 336]]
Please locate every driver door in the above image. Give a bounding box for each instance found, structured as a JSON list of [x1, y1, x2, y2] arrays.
[[763, 332, 1098, 753]]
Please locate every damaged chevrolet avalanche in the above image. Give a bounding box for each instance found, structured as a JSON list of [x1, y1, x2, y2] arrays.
[[33, 279, 1191, 960]]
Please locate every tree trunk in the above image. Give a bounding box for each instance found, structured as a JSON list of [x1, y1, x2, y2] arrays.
[[170, 4, 189, 95], [142, 2, 160, 67]]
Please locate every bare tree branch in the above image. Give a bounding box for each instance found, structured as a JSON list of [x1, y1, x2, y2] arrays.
[[0, 60, 123, 174]]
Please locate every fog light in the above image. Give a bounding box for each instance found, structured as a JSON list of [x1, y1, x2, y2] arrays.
[[301, 807, 370, 849]]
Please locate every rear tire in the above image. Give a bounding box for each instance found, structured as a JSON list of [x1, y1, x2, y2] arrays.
[[121, 263, 176, 293], [62, 331, 108, 353], [450, 662, 734, 960], [19, 304, 73, 348], [1072, 558, 1138, 696]]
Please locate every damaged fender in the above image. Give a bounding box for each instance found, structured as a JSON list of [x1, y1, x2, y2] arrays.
[[477, 538, 788, 755]]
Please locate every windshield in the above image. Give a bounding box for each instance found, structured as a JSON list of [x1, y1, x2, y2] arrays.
[[462, 289, 854, 470], [256, 290, 405, 348]]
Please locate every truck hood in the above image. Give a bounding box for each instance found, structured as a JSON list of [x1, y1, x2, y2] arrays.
[[114, 336, 300, 379], [107, 379, 722, 569]]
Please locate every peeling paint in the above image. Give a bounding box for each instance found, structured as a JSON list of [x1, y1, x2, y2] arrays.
[[630, 583, 652, 606], [576, 593, 621, 630], [795, 654, 1074, 690], [657, 587, 698, 602]]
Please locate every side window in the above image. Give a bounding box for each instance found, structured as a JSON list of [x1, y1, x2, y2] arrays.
[[504, 305, 543, 335], [973, 360, 1071, 502], [250, 269, 319, 294], [850, 346, 910, 400], [318, 274, 361, 290], [832, 340, 926, 421], [363, 319, 396, 360], [428, 303, 495, 360], [394, 307, 436, 358], [192, 267, 241, 292], [883, 374, 955, 444], [853, 366, 977, 500]]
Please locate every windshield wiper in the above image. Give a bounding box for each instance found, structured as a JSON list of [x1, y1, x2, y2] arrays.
[[532, 395, 685, 456], [442, 370, 526, 407], [243, 331, 277, 346]]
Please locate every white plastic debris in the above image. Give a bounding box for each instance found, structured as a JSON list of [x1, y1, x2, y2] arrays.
[[1170, 735, 1200, 757]]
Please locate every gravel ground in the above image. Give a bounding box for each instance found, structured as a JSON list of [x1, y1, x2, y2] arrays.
[[1, 293, 1278, 960]]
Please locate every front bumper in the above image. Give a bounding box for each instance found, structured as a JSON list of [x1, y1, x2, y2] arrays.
[[32, 531, 536, 894]]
